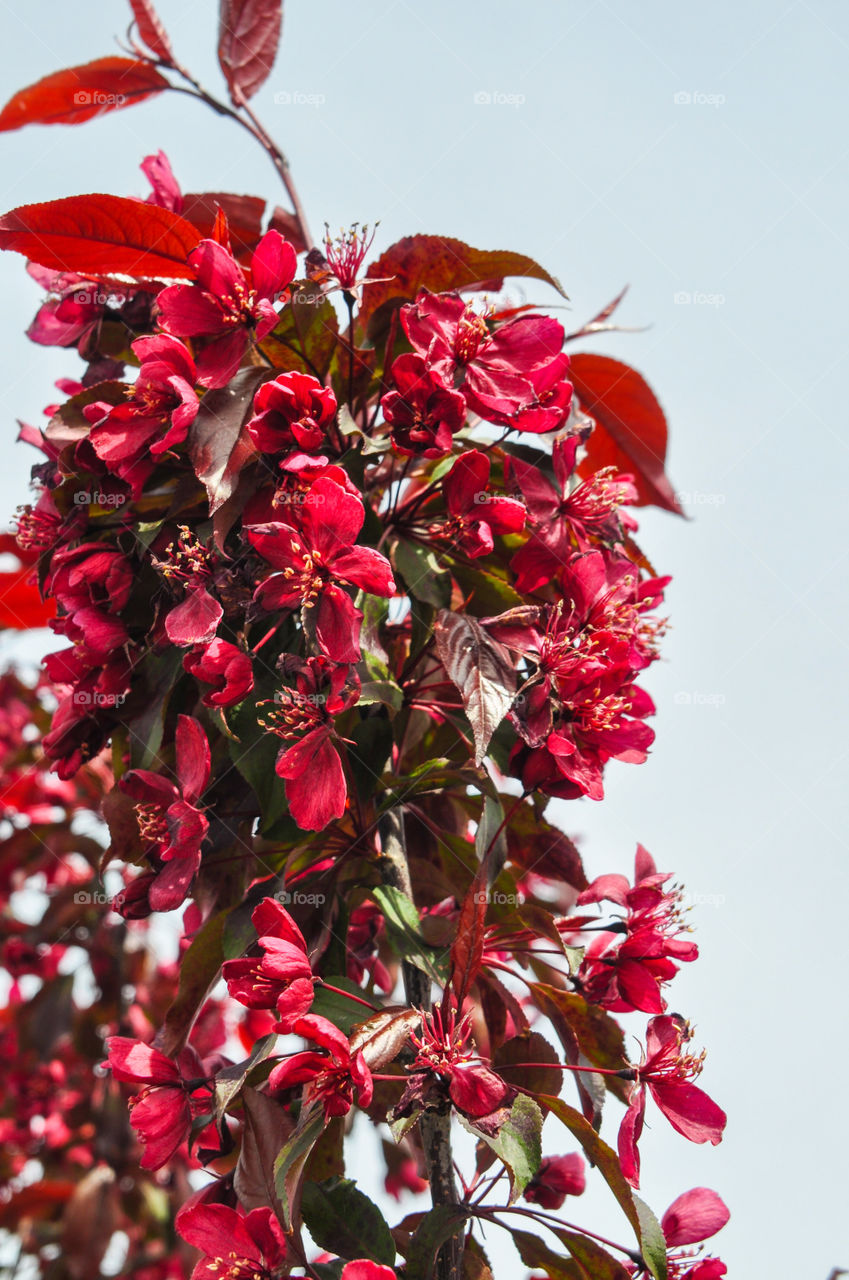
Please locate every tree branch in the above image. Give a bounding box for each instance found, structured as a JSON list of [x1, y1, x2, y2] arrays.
[[378, 806, 463, 1280]]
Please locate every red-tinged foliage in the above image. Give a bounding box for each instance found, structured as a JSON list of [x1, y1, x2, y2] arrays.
[[0, 9, 730, 1280], [0, 58, 169, 132], [449, 875, 489, 1007], [0, 194, 201, 283], [218, 0, 283, 103], [129, 0, 175, 62], [570, 352, 684, 514], [359, 234, 566, 332]]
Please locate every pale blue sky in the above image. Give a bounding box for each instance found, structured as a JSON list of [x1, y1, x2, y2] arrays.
[[0, 2, 847, 1276]]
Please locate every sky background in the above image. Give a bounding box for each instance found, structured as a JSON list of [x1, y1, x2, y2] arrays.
[[0, 1, 847, 1276]]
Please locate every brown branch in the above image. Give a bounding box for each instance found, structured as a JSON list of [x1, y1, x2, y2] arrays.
[[378, 806, 463, 1280]]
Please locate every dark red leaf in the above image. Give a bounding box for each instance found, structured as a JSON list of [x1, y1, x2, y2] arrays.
[[434, 611, 516, 766], [449, 875, 488, 1007], [181, 191, 266, 263], [268, 205, 307, 255], [0, 58, 169, 132], [188, 368, 268, 514], [569, 353, 683, 515], [359, 235, 566, 334], [218, 0, 283, 102], [0, 194, 201, 285], [129, 0, 174, 62]]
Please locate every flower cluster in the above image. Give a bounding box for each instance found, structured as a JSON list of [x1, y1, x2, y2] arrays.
[[0, 8, 731, 1277]]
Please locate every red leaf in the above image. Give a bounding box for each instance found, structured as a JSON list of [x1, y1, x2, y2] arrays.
[[0, 194, 201, 284], [450, 876, 488, 1007], [569, 353, 683, 515], [129, 0, 174, 62], [358, 235, 567, 334], [434, 611, 516, 766], [181, 191, 266, 263], [0, 58, 169, 132], [218, 0, 283, 102], [188, 368, 268, 513]]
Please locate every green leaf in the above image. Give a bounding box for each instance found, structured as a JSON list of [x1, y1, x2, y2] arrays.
[[311, 976, 377, 1035], [531, 983, 628, 1101], [347, 714, 393, 803], [158, 912, 227, 1056], [273, 1105, 326, 1229], [393, 538, 451, 608], [372, 884, 448, 983], [554, 1229, 634, 1279], [512, 1230, 581, 1280], [461, 1094, 542, 1202], [357, 680, 404, 713], [300, 1178, 395, 1265], [541, 1094, 662, 1263], [228, 692, 289, 834], [405, 1206, 469, 1280], [447, 558, 523, 616], [633, 1194, 668, 1280], [212, 1035, 277, 1121]]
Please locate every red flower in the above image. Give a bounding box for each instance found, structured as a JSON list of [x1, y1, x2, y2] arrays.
[[262, 656, 360, 831], [183, 639, 254, 708], [323, 222, 377, 291], [157, 232, 297, 388], [436, 449, 525, 559], [574, 845, 698, 1013], [119, 715, 211, 912], [46, 542, 134, 615], [340, 1264, 397, 1280], [618, 1016, 726, 1188], [176, 1201, 288, 1280], [222, 896, 315, 1031], [381, 352, 466, 456], [105, 1037, 208, 1170], [624, 1188, 729, 1280], [395, 1003, 515, 1124], [402, 290, 567, 427], [248, 473, 395, 663], [508, 439, 637, 590], [267, 1013, 373, 1118], [523, 1153, 586, 1209], [87, 334, 199, 473], [154, 527, 223, 648], [246, 370, 337, 456]]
